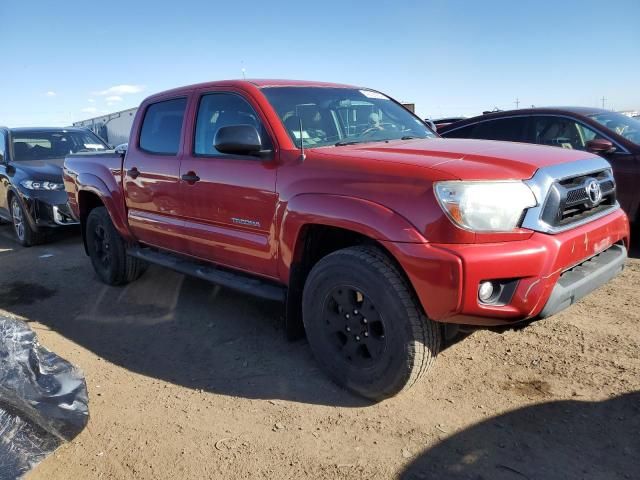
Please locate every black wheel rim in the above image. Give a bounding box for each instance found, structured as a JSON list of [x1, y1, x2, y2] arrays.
[[322, 286, 387, 367], [93, 224, 112, 267]]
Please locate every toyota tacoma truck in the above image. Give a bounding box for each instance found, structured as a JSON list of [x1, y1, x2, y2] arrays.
[[63, 80, 630, 400]]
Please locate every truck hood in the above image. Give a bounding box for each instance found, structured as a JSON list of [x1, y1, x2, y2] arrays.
[[318, 138, 598, 180], [14, 158, 64, 181]]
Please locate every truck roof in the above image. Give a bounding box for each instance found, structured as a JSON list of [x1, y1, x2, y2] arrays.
[[144, 79, 360, 101]]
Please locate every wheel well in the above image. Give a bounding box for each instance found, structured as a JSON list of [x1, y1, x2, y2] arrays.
[[78, 191, 104, 254], [285, 224, 409, 340], [5, 190, 15, 220]]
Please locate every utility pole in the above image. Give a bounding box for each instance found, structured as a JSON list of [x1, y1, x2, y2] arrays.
[[514, 98, 520, 109], [601, 96, 606, 109]]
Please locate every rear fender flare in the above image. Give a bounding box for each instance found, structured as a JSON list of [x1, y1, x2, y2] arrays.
[[76, 173, 133, 242]]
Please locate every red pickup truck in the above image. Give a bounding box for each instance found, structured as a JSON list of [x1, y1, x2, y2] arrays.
[[64, 80, 630, 400]]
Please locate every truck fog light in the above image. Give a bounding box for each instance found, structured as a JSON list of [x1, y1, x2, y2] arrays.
[[478, 281, 495, 303]]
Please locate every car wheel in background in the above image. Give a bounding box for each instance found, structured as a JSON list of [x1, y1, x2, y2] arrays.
[[10, 196, 45, 247], [302, 245, 441, 401], [86, 207, 147, 285]]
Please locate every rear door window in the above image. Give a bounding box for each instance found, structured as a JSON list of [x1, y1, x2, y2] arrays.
[[442, 124, 476, 138], [443, 117, 528, 142], [139, 98, 187, 155], [470, 117, 529, 142]]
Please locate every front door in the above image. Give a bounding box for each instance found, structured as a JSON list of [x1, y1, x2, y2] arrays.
[[123, 97, 187, 252], [178, 90, 279, 278], [607, 151, 640, 221]]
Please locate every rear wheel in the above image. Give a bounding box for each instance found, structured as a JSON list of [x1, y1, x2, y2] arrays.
[[86, 207, 146, 285], [302, 245, 441, 400], [10, 195, 46, 247]]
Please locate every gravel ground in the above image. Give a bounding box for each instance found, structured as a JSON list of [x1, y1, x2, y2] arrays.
[[0, 223, 637, 480]]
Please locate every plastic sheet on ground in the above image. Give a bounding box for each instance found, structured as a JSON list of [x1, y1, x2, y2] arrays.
[[0, 315, 88, 480]]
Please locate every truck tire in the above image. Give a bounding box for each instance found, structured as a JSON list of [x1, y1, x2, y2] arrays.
[[10, 195, 46, 247], [86, 207, 146, 285], [302, 245, 441, 400]]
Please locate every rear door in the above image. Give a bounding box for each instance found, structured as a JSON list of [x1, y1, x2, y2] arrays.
[[177, 89, 279, 278], [0, 130, 9, 220], [123, 97, 188, 252]]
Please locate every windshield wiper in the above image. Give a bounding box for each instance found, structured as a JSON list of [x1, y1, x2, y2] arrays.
[[334, 140, 364, 146]]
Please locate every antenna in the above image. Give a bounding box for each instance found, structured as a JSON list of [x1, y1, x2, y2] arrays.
[[298, 116, 306, 162]]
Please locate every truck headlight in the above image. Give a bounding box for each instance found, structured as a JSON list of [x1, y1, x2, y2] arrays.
[[20, 180, 65, 191], [434, 181, 537, 232]]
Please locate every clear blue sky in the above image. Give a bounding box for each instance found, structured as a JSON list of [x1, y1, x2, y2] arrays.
[[1, 0, 639, 126]]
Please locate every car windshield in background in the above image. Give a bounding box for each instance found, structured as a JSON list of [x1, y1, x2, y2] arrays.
[[12, 130, 108, 161], [588, 112, 640, 146], [262, 87, 435, 148]]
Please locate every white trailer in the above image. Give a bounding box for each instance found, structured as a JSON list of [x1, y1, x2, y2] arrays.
[[73, 107, 138, 146]]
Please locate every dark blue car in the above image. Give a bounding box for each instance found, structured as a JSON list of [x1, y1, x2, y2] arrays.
[[0, 127, 109, 246]]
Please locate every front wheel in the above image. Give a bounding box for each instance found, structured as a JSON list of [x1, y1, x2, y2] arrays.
[[86, 207, 146, 285], [302, 246, 441, 401]]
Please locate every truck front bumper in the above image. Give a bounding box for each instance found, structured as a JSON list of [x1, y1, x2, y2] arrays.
[[385, 208, 630, 326], [537, 243, 626, 318]]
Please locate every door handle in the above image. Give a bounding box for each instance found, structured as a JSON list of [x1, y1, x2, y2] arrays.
[[127, 167, 140, 179], [181, 172, 200, 184]]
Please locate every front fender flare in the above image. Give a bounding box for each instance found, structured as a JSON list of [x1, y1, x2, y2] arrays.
[[278, 193, 425, 281]]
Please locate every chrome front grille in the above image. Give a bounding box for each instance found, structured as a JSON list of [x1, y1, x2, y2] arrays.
[[521, 157, 620, 234], [562, 179, 615, 204], [540, 169, 616, 229]]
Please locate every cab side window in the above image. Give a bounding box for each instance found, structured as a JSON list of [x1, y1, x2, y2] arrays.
[[533, 116, 602, 151], [139, 98, 187, 155], [194, 93, 272, 156]]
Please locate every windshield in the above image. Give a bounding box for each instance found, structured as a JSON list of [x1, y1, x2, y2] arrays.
[[262, 87, 436, 148], [11, 130, 108, 161], [588, 112, 640, 146]]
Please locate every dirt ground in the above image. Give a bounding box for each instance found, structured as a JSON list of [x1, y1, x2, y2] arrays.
[[0, 223, 638, 480]]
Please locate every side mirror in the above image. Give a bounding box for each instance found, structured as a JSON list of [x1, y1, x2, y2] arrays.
[[114, 143, 128, 155], [424, 119, 437, 131], [214, 125, 269, 157], [586, 138, 616, 155]]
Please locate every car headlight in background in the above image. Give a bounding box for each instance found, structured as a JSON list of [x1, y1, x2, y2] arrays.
[[20, 180, 65, 191], [434, 181, 537, 232]]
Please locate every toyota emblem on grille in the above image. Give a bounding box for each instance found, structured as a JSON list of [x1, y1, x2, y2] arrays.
[[586, 179, 603, 205]]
